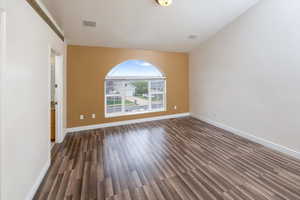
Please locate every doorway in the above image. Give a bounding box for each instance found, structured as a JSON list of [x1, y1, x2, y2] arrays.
[[50, 51, 56, 142], [50, 49, 63, 144]]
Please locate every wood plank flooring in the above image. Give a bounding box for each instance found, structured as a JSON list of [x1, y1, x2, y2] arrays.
[[34, 117, 300, 200]]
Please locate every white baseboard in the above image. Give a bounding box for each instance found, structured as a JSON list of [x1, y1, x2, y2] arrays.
[[191, 113, 300, 160], [66, 113, 190, 133], [25, 158, 51, 200]]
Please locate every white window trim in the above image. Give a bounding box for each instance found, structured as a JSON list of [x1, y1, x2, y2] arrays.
[[104, 79, 167, 118], [105, 76, 166, 80]]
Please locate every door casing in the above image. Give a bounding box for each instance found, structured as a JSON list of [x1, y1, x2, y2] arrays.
[[49, 48, 64, 143]]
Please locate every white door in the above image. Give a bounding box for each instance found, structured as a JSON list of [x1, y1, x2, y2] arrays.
[[54, 55, 64, 143]]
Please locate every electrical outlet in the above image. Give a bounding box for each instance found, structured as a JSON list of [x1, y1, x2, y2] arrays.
[[92, 113, 96, 119], [80, 115, 84, 120]]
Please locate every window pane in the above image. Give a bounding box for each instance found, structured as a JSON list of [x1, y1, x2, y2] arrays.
[[106, 96, 122, 113], [106, 80, 123, 95], [105, 79, 166, 116], [151, 80, 164, 93], [125, 80, 149, 113], [151, 94, 164, 110]]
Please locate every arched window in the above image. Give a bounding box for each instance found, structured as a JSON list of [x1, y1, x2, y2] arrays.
[[105, 60, 166, 117]]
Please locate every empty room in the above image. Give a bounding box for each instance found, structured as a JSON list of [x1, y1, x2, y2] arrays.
[[1, 0, 300, 199]]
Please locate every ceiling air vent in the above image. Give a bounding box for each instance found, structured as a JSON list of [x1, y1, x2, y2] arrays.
[[82, 20, 96, 27], [188, 35, 198, 40]]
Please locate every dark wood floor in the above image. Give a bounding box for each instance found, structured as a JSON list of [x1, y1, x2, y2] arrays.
[[34, 117, 300, 200]]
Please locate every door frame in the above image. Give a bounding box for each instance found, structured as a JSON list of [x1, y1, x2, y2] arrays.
[[49, 48, 64, 143], [0, 9, 6, 199]]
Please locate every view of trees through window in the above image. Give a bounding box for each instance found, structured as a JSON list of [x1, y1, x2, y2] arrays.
[[105, 79, 165, 115], [105, 60, 166, 117]]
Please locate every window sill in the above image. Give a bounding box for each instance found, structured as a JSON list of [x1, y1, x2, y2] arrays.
[[105, 109, 166, 118]]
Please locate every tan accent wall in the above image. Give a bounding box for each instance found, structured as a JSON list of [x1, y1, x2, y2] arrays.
[[67, 45, 189, 128]]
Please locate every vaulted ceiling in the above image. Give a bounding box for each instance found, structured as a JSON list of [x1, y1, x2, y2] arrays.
[[42, 0, 259, 52]]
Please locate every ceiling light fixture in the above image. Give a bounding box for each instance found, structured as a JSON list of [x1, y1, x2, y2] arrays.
[[156, 0, 173, 7]]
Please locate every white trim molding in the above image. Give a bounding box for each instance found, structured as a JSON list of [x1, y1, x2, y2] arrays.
[[0, 9, 6, 200], [66, 113, 190, 133], [25, 158, 51, 200], [191, 113, 300, 160]]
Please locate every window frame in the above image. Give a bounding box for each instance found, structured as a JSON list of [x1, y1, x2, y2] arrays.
[[104, 78, 167, 118]]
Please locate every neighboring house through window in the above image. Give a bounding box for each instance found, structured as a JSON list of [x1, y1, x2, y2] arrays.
[[105, 60, 166, 117]]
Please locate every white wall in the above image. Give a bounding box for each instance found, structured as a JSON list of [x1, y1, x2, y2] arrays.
[[190, 0, 300, 154], [1, 0, 65, 199]]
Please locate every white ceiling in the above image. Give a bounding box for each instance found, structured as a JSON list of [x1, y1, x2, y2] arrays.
[[42, 0, 259, 52]]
